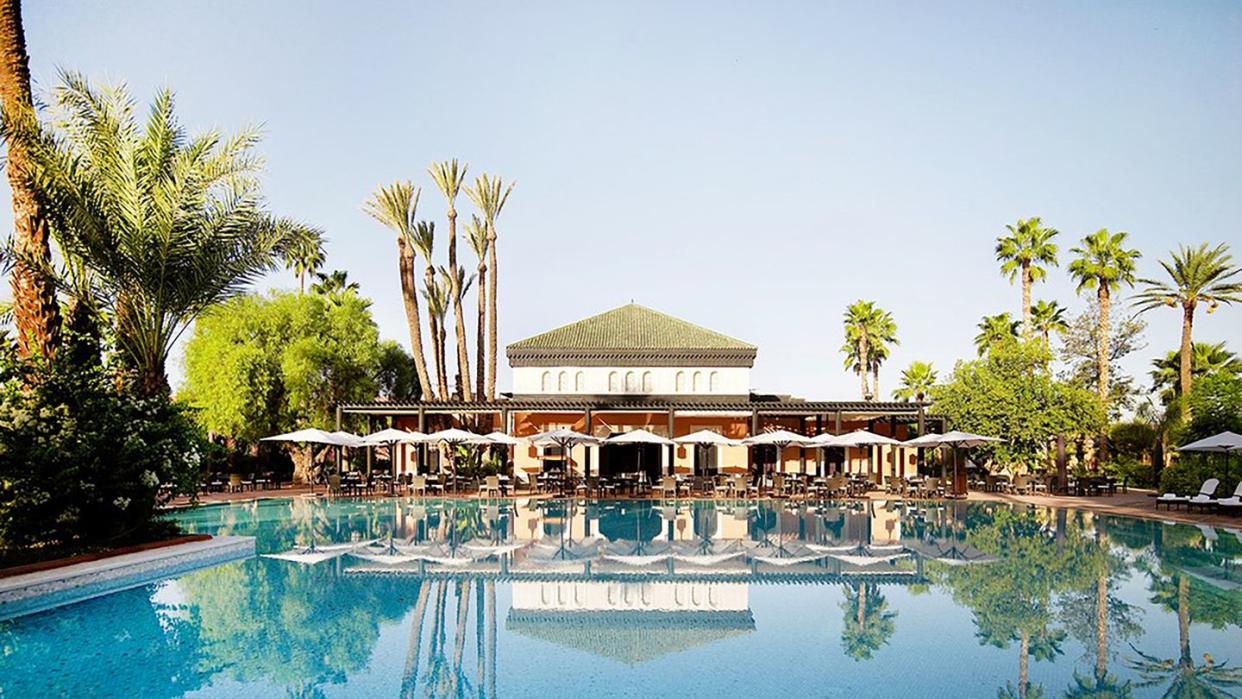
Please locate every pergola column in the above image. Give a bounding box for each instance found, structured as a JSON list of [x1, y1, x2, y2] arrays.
[[584, 407, 593, 477], [666, 409, 676, 475]]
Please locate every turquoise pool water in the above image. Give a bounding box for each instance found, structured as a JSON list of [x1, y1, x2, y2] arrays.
[[1, 498, 1239, 698]]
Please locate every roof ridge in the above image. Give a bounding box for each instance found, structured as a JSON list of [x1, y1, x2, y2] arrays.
[[507, 303, 756, 352]]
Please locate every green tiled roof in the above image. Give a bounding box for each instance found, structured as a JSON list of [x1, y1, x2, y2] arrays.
[[508, 304, 755, 352]]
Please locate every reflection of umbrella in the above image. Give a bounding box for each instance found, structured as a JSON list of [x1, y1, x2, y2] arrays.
[[1177, 431, 1242, 485], [903, 431, 1003, 496], [596, 503, 664, 543], [675, 430, 741, 477]]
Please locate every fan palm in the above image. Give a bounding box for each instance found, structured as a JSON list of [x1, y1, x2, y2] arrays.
[[465, 215, 488, 400], [309, 270, 361, 305], [283, 226, 325, 294], [428, 159, 473, 401], [1133, 243, 1242, 399], [975, 313, 1020, 356], [995, 217, 1059, 337], [893, 361, 937, 402], [1068, 230, 1141, 406], [465, 173, 514, 402], [17, 73, 310, 395], [1150, 342, 1242, 405], [0, 0, 60, 358], [1029, 299, 1069, 346], [841, 300, 896, 400], [362, 181, 433, 400]]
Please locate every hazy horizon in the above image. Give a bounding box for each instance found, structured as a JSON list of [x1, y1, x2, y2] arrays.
[[4, 1, 1240, 402]]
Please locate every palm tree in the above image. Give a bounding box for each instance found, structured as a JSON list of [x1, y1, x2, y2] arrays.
[[283, 226, 325, 294], [975, 312, 1020, 356], [1068, 229, 1141, 407], [428, 159, 473, 402], [839, 582, 897, 661], [1133, 243, 1242, 400], [995, 217, 1059, 337], [893, 361, 937, 402], [1150, 342, 1242, 405], [363, 181, 434, 401], [20, 74, 308, 395], [0, 0, 61, 358], [422, 271, 450, 400], [841, 300, 895, 400], [465, 214, 488, 400], [1029, 299, 1069, 346], [309, 270, 360, 304], [439, 265, 475, 398], [465, 173, 514, 402]]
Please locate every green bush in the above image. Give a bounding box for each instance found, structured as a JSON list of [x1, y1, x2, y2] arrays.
[[1106, 455, 1156, 489], [1158, 454, 1238, 497], [0, 340, 206, 561]]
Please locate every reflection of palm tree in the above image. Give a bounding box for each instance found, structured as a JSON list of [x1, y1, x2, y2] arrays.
[[401, 583, 432, 699], [1063, 669, 1133, 698], [1127, 573, 1242, 698], [839, 582, 897, 661]]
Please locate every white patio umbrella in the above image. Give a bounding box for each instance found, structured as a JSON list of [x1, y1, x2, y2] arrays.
[[804, 433, 845, 477], [903, 430, 1003, 496], [1177, 431, 1242, 485], [743, 429, 812, 482], [832, 429, 903, 481], [361, 428, 426, 486], [608, 429, 676, 478], [674, 429, 742, 476], [530, 428, 601, 485], [424, 428, 490, 491], [481, 431, 524, 482], [261, 428, 355, 488]]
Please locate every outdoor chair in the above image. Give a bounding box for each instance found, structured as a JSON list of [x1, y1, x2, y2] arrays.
[[328, 474, 342, 497], [1211, 481, 1242, 511], [479, 475, 501, 498], [1012, 475, 1032, 495], [228, 474, 243, 493], [921, 477, 942, 498], [411, 475, 427, 497], [713, 476, 733, 498], [240, 473, 255, 491], [1157, 478, 1218, 510], [1188, 479, 1222, 511]]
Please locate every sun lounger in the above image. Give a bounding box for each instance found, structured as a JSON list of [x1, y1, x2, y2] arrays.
[[1157, 478, 1218, 510], [1209, 482, 1242, 513]]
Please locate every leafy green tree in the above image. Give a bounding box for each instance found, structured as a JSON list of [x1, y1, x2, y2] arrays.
[[893, 360, 937, 402], [181, 290, 391, 480], [14, 73, 312, 396], [1150, 342, 1241, 406], [995, 217, 1059, 337], [975, 312, 1020, 356], [1029, 299, 1069, 347], [376, 340, 420, 400], [1058, 308, 1147, 419], [931, 339, 1103, 472], [1068, 230, 1141, 407], [1134, 243, 1242, 401]]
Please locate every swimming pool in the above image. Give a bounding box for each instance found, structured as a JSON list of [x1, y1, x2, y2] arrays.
[[1, 498, 1238, 698]]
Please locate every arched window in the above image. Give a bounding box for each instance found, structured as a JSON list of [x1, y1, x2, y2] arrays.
[[574, 372, 584, 392], [625, 371, 638, 392], [608, 372, 619, 392], [709, 371, 720, 392], [557, 371, 567, 392], [675, 371, 686, 392], [541, 371, 552, 392], [692, 371, 702, 392], [642, 372, 653, 392]]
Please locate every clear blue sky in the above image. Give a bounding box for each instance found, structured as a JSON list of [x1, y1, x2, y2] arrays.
[[7, 1, 1241, 399]]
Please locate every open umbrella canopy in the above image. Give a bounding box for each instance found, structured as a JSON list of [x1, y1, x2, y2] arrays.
[[804, 433, 846, 447], [361, 428, 426, 445], [607, 429, 675, 446], [1177, 431, 1242, 453], [328, 430, 366, 448], [529, 428, 601, 447], [260, 428, 339, 444], [482, 431, 525, 446], [674, 429, 742, 446], [742, 429, 811, 446], [903, 430, 1003, 448], [423, 428, 490, 445], [832, 429, 902, 447]]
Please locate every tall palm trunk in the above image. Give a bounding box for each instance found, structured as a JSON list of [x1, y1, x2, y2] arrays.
[[1020, 261, 1032, 338], [486, 226, 498, 401], [474, 257, 487, 400], [1179, 302, 1195, 408], [445, 208, 473, 401], [859, 335, 870, 400], [871, 365, 880, 402], [0, 0, 60, 358], [398, 239, 434, 400], [1096, 285, 1111, 466]]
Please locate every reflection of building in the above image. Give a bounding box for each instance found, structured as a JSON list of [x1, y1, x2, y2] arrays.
[[341, 304, 941, 483], [506, 581, 753, 664]]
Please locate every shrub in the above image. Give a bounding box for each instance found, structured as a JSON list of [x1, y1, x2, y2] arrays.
[[0, 340, 206, 561], [1158, 454, 1237, 497]]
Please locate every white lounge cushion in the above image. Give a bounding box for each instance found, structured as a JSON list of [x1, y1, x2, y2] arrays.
[[1157, 493, 1187, 501], [1217, 497, 1241, 507]]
